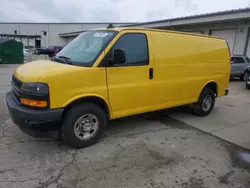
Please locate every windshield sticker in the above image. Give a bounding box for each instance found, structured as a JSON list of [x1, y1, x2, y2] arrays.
[[94, 33, 108, 37]]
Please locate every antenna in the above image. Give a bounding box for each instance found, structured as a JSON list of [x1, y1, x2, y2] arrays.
[[107, 24, 115, 29]]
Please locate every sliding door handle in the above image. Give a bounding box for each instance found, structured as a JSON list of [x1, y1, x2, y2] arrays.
[[149, 68, 153, 80]]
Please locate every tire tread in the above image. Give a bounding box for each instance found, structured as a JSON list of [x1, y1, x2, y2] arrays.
[[61, 102, 107, 148], [192, 88, 215, 117]]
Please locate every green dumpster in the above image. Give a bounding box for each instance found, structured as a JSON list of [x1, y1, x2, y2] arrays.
[[0, 39, 23, 64]]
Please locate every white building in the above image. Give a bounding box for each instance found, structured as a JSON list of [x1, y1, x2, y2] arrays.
[[0, 23, 136, 48], [1, 8, 250, 56], [59, 8, 250, 57], [126, 8, 250, 57]]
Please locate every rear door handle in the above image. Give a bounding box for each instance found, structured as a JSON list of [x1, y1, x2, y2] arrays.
[[149, 68, 153, 80]]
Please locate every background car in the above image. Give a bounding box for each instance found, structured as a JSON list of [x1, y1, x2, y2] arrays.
[[45, 46, 63, 57], [246, 67, 250, 89], [230, 55, 250, 80], [23, 48, 29, 59], [33, 46, 63, 57], [33, 48, 46, 55]]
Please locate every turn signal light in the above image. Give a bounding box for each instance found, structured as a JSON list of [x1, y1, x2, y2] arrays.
[[20, 98, 47, 108]]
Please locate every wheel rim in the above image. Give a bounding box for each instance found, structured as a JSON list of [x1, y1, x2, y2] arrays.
[[74, 114, 99, 140], [202, 95, 212, 112]]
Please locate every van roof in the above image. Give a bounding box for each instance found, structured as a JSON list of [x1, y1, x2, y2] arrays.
[[94, 27, 225, 41]]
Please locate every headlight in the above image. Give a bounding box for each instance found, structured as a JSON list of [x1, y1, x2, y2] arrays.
[[21, 82, 49, 95]]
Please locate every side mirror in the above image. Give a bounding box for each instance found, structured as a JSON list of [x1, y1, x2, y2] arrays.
[[113, 49, 126, 64]]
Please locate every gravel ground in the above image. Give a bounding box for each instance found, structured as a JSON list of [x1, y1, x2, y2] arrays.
[[0, 65, 250, 188]]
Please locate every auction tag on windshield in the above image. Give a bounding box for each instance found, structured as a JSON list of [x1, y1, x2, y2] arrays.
[[94, 33, 108, 37]]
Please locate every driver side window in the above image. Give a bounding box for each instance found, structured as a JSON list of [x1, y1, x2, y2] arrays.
[[107, 33, 149, 66]]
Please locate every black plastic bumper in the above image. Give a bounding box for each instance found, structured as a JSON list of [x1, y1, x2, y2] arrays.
[[5, 91, 63, 134]]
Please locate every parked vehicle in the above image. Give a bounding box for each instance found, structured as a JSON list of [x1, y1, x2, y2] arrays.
[[45, 46, 63, 57], [33, 48, 45, 55], [6, 27, 230, 148], [33, 46, 63, 57], [246, 67, 250, 89], [23, 48, 29, 59], [230, 55, 250, 80]]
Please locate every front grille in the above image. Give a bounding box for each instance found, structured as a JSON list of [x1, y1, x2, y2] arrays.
[[12, 75, 22, 90], [11, 76, 50, 108], [12, 75, 23, 102]]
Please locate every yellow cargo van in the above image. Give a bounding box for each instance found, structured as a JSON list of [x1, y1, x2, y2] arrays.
[[6, 27, 230, 148]]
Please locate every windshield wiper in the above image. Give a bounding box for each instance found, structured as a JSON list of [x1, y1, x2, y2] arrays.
[[53, 56, 72, 65], [58, 56, 71, 60]]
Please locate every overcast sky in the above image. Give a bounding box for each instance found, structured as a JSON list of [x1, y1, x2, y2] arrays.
[[0, 0, 250, 22]]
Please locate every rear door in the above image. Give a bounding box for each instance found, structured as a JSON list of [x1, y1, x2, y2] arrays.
[[231, 57, 246, 76], [105, 32, 154, 118]]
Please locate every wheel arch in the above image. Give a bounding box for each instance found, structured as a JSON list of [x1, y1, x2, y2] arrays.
[[200, 81, 218, 96], [243, 68, 249, 76], [62, 94, 112, 120]]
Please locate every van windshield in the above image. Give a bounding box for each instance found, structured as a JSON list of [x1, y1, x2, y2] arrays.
[[54, 30, 117, 67]]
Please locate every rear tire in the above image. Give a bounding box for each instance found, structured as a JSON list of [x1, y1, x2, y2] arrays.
[[62, 103, 107, 148], [246, 82, 250, 90], [191, 88, 215, 117], [240, 71, 248, 81]]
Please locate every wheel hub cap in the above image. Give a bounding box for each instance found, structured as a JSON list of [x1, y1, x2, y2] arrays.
[[202, 95, 212, 111], [80, 120, 91, 132], [74, 114, 99, 140]]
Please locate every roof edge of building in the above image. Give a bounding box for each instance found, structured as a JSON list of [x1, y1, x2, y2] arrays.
[[0, 33, 41, 38], [126, 7, 250, 27], [0, 22, 140, 25]]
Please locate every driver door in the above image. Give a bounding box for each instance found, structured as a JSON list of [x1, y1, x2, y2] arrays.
[[104, 32, 154, 118]]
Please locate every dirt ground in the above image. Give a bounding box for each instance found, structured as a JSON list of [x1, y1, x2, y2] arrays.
[[0, 65, 250, 188]]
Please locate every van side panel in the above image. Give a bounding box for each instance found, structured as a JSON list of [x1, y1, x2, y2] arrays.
[[151, 31, 230, 109], [195, 37, 230, 97], [105, 30, 155, 119]]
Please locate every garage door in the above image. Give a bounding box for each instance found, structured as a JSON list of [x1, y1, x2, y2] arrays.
[[245, 31, 250, 58], [66, 37, 76, 44], [211, 29, 237, 54]]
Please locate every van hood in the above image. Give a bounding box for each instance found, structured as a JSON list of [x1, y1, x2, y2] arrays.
[[14, 60, 71, 82]]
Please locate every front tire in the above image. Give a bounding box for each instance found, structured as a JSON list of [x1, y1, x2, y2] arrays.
[[191, 88, 215, 117], [62, 103, 107, 148]]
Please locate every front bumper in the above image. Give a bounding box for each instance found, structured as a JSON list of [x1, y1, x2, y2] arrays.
[[5, 91, 63, 134]]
